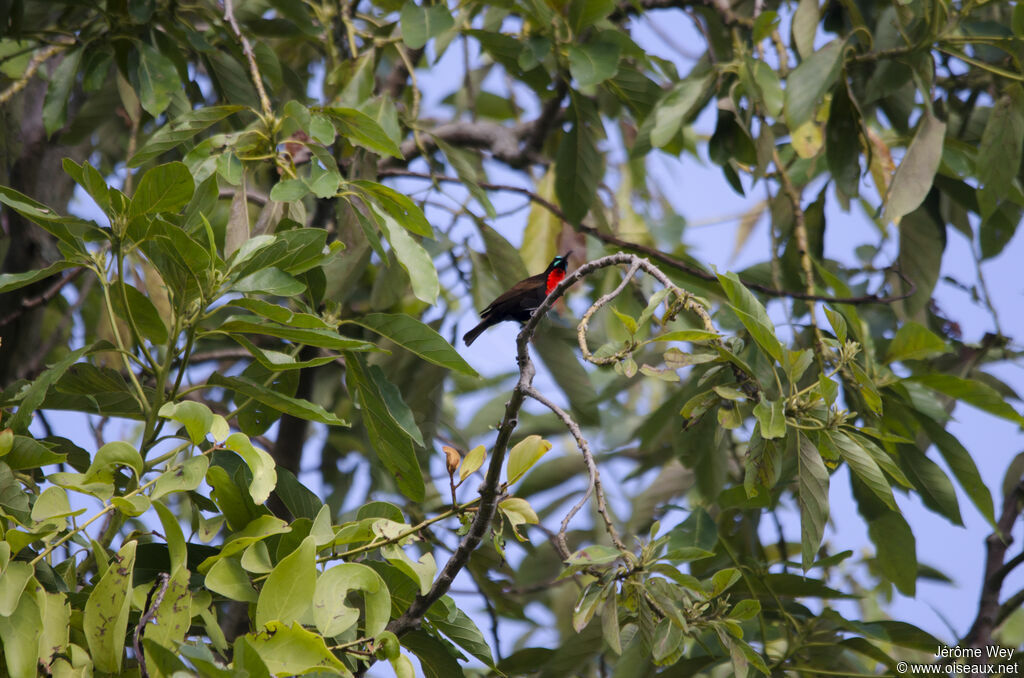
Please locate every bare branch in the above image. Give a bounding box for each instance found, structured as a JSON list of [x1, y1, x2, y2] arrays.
[[133, 572, 171, 678], [384, 254, 666, 641], [963, 481, 1024, 651], [523, 384, 626, 557], [0, 43, 68, 107], [222, 0, 273, 118], [0, 267, 83, 328], [381, 119, 551, 171]]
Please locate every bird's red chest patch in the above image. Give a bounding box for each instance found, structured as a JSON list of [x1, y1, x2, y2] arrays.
[[546, 269, 565, 294]]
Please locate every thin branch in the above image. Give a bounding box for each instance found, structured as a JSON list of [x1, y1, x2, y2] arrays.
[[0, 43, 67, 107], [21, 274, 96, 380], [383, 47, 424, 100], [963, 481, 1024, 650], [134, 572, 171, 678], [772, 147, 826, 370], [377, 169, 917, 306], [524, 385, 626, 557], [222, 0, 273, 118], [0, 268, 83, 328], [383, 254, 664, 642]]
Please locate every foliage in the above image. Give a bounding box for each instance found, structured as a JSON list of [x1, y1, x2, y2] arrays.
[[0, 0, 1022, 676]]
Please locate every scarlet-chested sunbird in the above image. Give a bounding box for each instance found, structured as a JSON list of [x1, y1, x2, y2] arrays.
[[462, 254, 570, 346]]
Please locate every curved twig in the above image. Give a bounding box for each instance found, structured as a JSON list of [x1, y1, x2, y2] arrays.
[[133, 572, 171, 678], [222, 0, 272, 118], [523, 385, 625, 558]]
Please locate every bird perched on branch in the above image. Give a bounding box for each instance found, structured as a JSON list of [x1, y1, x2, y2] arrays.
[[463, 254, 570, 346]]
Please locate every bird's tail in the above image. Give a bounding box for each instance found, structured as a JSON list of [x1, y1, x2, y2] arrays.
[[462, 318, 492, 346]]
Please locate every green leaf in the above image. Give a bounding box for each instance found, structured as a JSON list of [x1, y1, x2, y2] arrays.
[[137, 42, 181, 117], [566, 544, 621, 566], [653, 329, 720, 342], [980, 201, 1023, 260], [798, 434, 830, 570], [431, 602, 496, 668], [917, 414, 995, 527], [9, 345, 89, 433], [129, 161, 194, 217], [977, 86, 1024, 218], [651, 72, 714, 148], [152, 499, 187, 572], [569, 0, 614, 32], [0, 575, 43, 678], [219, 316, 378, 352], [365, 363, 424, 446], [345, 353, 425, 501], [224, 297, 332, 329], [568, 40, 620, 88], [572, 582, 604, 632], [0, 261, 76, 294], [753, 399, 786, 439], [269, 178, 308, 202], [752, 60, 783, 119], [211, 373, 349, 429], [342, 313, 478, 377], [313, 562, 391, 637], [64, 157, 112, 213], [6, 435, 66, 470], [129, 105, 244, 167], [43, 47, 83, 136], [884, 111, 946, 224], [255, 536, 315, 627], [29, 486, 75, 528], [111, 281, 169, 344], [791, 0, 820, 60], [159, 400, 214, 444], [896, 208, 945, 316], [151, 455, 209, 501], [884, 321, 950, 363], [400, 1, 454, 49], [401, 630, 463, 678], [232, 267, 306, 296], [833, 431, 896, 510], [899, 444, 962, 525], [826, 82, 861, 197], [351, 180, 433, 237], [321, 107, 403, 158], [0, 561, 32, 616], [229, 335, 337, 372], [368, 203, 439, 304], [382, 543, 436, 595], [222, 432, 278, 505], [869, 508, 917, 596], [143, 568, 191, 667], [784, 40, 842, 128], [245, 622, 350, 676], [555, 93, 603, 224], [906, 374, 1024, 425], [712, 567, 742, 596], [665, 507, 717, 560], [84, 540, 136, 674], [460, 445, 486, 482], [717, 272, 784, 363], [506, 435, 553, 485]]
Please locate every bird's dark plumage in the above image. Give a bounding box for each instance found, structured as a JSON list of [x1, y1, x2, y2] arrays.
[[463, 254, 570, 346]]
